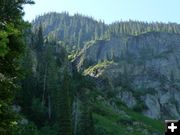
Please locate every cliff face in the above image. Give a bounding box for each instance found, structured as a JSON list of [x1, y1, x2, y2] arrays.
[[74, 32, 180, 119]]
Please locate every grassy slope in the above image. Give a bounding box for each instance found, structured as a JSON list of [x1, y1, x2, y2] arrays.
[[82, 61, 164, 135], [93, 102, 164, 135]]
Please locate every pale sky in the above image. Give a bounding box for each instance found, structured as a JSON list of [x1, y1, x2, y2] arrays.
[[23, 0, 180, 24]]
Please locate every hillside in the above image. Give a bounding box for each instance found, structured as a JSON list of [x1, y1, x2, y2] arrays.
[[27, 12, 180, 135], [32, 12, 106, 51], [75, 32, 180, 120], [2, 10, 180, 135], [32, 12, 180, 51]]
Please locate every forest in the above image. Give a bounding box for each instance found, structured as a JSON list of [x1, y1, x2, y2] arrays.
[[1, 1, 180, 135]]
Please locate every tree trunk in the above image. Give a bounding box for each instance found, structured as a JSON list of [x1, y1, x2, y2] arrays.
[[73, 97, 79, 135], [42, 63, 47, 105], [48, 94, 51, 119]]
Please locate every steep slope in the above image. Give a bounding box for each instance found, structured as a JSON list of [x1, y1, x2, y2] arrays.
[[32, 12, 180, 51], [30, 13, 180, 134], [93, 100, 164, 135], [74, 32, 180, 120], [32, 12, 106, 50], [19, 40, 165, 135]]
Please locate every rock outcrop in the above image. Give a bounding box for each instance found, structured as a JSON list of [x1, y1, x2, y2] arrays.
[[74, 32, 180, 119]]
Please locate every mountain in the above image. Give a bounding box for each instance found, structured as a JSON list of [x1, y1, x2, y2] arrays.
[[18, 12, 180, 135], [32, 12, 106, 51], [32, 12, 180, 51], [74, 32, 180, 120]]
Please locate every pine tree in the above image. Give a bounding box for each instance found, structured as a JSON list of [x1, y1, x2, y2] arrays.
[[36, 25, 44, 52], [78, 95, 94, 135], [57, 69, 72, 135]]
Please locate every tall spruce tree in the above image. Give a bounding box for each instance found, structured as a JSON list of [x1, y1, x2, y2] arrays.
[[36, 25, 44, 52], [57, 69, 72, 135], [78, 92, 94, 135]]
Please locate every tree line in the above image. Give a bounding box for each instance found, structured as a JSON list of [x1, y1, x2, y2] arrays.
[[33, 13, 180, 52]]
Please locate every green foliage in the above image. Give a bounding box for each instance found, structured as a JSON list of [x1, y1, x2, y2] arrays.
[[0, 74, 19, 135], [93, 101, 163, 135], [15, 123, 59, 135], [0, 0, 34, 134], [76, 89, 94, 135], [0, 0, 34, 25], [37, 125, 58, 135], [0, 31, 9, 56], [132, 102, 148, 112], [13, 122, 38, 135], [31, 98, 47, 125], [57, 69, 72, 135], [108, 20, 180, 37], [83, 61, 113, 75], [68, 50, 79, 61], [77, 104, 94, 135], [35, 25, 44, 52]]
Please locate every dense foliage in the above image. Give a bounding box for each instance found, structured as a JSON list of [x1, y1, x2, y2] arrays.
[[0, 0, 34, 134]]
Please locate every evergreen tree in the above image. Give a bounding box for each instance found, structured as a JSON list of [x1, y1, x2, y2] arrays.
[[0, 0, 34, 134], [36, 25, 44, 52], [78, 90, 94, 135], [57, 69, 72, 135]]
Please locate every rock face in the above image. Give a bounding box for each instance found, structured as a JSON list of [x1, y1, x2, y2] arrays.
[[117, 90, 137, 108], [142, 94, 161, 119], [74, 32, 180, 119]]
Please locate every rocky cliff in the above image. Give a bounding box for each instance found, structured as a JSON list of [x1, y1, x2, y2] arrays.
[[74, 32, 180, 120]]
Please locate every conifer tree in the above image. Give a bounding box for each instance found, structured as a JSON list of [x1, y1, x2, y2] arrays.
[[0, 0, 34, 134], [78, 95, 94, 135], [57, 69, 72, 135], [36, 25, 44, 52]]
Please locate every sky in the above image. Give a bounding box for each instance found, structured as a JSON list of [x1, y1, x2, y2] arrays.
[[24, 0, 180, 24]]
